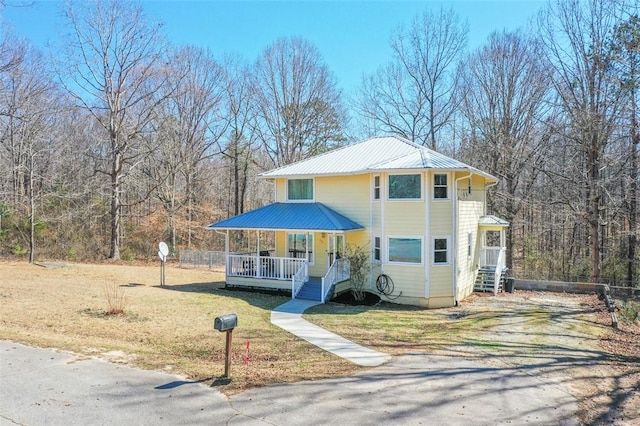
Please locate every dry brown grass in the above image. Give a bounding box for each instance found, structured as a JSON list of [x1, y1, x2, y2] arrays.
[[0, 261, 358, 393], [2, 259, 638, 423]]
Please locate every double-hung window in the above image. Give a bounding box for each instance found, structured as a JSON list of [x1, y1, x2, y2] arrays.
[[433, 237, 450, 265], [433, 174, 448, 199], [373, 236, 381, 262], [373, 175, 381, 200], [287, 178, 313, 201]]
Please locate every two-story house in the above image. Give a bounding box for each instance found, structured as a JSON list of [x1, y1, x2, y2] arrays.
[[207, 136, 508, 308]]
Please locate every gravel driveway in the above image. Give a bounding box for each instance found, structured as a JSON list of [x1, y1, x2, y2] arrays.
[[437, 291, 640, 425]]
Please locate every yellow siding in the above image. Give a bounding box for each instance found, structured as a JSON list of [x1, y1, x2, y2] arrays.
[[457, 200, 484, 300], [315, 175, 370, 226], [383, 202, 426, 234], [430, 202, 453, 234], [429, 265, 453, 297], [345, 230, 368, 249], [380, 264, 425, 298], [275, 232, 286, 257], [275, 179, 286, 202]]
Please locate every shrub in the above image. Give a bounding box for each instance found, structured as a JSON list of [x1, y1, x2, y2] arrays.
[[103, 282, 127, 315], [346, 244, 370, 302]]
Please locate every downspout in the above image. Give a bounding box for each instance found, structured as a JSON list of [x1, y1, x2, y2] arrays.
[[484, 180, 498, 215], [453, 172, 473, 306]]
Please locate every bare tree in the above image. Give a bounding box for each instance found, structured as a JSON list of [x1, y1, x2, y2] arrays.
[[150, 46, 227, 251], [58, 0, 168, 260], [460, 31, 552, 268], [538, 0, 627, 283], [354, 6, 468, 150], [219, 55, 260, 217], [252, 37, 346, 167], [0, 43, 59, 262], [611, 11, 640, 286]]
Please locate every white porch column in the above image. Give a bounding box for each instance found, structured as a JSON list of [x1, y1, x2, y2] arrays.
[[225, 230, 230, 275]]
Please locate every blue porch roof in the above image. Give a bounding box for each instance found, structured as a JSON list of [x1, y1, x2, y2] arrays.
[[207, 202, 364, 232]]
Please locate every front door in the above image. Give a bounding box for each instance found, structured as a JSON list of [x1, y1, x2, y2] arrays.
[[328, 234, 345, 266]]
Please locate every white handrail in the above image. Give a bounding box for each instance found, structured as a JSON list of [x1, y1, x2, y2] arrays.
[[321, 258, 350, 303], [493, 247, 506, 295], [481, 246, 502, 266], [291, 261, 308, 299]]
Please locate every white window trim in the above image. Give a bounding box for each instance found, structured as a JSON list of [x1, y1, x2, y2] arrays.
[[373, 174, 381, 201], [387, 173, 424, 201], [286, 232, 315, 265], [286, 178, 315, 202], [432, 235, 451, 266], [467, 232, 473, 259], [387, 235, 424, 266], [432, 173, 450, 201], [373, 235, 382, 263]]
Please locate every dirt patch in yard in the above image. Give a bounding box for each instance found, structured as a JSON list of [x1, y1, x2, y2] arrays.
[[445, 291, 640, 426]]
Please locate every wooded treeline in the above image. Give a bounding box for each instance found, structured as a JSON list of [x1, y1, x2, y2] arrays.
[[0, 0, 638, 287]]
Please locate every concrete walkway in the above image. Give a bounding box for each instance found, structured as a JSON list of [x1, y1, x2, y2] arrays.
[[270, 299, 391, 367]]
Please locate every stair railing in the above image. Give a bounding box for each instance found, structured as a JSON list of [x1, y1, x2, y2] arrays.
[[493, 247, 506, 295], [321, 258, 350, 303], [291, 260, 309, 299]]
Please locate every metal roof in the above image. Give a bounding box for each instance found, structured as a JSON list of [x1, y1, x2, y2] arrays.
[[207, 202, 365, 232], [260, 136, 497, 181], [479, 215, 510, 226]]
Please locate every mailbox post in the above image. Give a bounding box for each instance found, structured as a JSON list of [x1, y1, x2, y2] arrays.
[[214, 314, 237, 377]]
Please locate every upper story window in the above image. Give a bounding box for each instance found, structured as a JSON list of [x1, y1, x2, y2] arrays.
[[433, 174, 448, 199], [388, 174, 421, 200], [373, 175, 381, 200], [287, 178, 313, 201]]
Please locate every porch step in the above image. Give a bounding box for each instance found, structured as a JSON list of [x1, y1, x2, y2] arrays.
[[296, 278, 322, 301], [474, 267, 507, 292]]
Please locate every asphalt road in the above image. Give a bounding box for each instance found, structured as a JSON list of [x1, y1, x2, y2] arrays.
[[1, 341, 580, 425]]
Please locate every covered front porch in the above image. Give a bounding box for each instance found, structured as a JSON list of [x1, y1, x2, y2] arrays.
[[207, 202, 363, 302]]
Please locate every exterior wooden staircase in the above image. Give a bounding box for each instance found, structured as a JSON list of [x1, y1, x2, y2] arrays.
[[474, 266, 509, 292]]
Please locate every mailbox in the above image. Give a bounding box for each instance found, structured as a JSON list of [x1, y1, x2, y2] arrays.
[[214, 314, 238, 332]]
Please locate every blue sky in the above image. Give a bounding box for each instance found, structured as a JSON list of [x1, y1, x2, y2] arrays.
[[3, 1, 546, 94]]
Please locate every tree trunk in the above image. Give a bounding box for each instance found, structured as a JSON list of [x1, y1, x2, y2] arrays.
[[588, 137, 601, 284], [109, 152, 122, 260], [628, 72, 638, 287], [28, 151, 35, 264]]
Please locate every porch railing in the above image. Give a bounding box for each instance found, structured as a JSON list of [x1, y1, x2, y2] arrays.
[[227, 254, 306, 281], [480, 246, 503, 267], [321, 258, 350, 303], [493, 247, 506, 295], [291, 261, 309, 298]]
